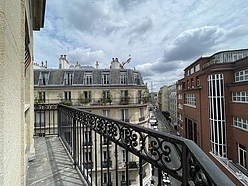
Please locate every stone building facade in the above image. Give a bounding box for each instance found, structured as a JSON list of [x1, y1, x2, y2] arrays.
[[34, 62, 151, 185], [0, 0, 45, 185]]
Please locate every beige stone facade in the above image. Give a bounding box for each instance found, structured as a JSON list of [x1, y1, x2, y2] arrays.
[[157, 85, 169, 112], [0, 0, 45, 185], [34, 67, 151, 185]]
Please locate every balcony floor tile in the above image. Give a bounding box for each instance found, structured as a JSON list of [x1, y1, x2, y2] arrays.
[[26, 136, 84, 186]]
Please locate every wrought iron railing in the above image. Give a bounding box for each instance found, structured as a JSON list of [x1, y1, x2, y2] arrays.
[[34, 104, 235, 186]]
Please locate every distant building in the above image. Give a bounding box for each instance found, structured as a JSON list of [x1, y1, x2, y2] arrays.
[[168, 84, 177, 130], [157, 86, 169, 112], [177, 49, 248, 185], [34, 57, 151, 186]]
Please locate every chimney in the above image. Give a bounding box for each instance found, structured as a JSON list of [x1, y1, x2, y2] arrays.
[[41, 61, 44, 67], [95, 61, 99, 69], [64, 55, 66, 60], [60, 55, 63, 59], [45, 61, 47, 68]]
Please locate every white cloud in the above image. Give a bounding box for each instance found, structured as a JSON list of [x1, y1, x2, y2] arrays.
[[34, 0, 248, 91]]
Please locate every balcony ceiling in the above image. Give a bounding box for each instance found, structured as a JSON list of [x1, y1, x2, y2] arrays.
[[32, 0, 46, 30]]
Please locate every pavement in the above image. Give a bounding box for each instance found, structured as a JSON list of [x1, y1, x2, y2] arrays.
[[26, 136, 85, 186]]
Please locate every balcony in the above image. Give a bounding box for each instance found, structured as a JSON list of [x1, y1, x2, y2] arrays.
[[38, 97, 148, 106], [28, 104, 235, 186]]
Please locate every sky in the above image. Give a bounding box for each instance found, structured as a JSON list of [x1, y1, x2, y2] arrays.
[[34, 0, 248, 92]]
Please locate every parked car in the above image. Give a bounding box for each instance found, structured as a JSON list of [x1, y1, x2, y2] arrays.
[[153, 125, 158, 131], [149, 116, 158, 126]]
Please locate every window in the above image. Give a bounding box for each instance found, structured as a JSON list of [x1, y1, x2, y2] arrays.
[[103, 172, 111, 184], [83, 131, 92, 146], [134, 72, 140, 85], [102, 73, 110, 85], [64, 71, 73, 85], [121, 109, 129, 122], [238, 144, 247, 169], [120, 72, 127, 84], [36, 91, 46, 103], [84, 151, 92, 162], [233, 116, 248, 131], [196, 77, 200, 87], [138, 90, 142, 103], [84, 72, 92, 85], [64, 91, 71, 100], [195, 64, 200, 72], [83, 91, 91, 101], [102, 110, 110, 117], [120, 90, 129, 101], [35, 111, 45, 127], [178, 113, 183, 121], [191, 78, 194, 88], [208, 74, 226, 157], [232, 91, 248, 103], [139, 108, 145, 121], [178, 103, 183, 110], [121, 171, 126, 181], [235, 69, 248, 82], [103, 151, 108, 160], [39, 72, 49, 85], [178, 94, 182, 99], [177, 84, 182, 90], [185, 94, 196, 106], [190, 67, 194, 74]]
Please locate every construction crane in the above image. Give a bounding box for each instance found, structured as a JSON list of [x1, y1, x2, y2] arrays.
[[120, 55, 132, 69]]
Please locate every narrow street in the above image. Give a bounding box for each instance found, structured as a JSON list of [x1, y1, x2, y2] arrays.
[[150, 106, 181, 186]]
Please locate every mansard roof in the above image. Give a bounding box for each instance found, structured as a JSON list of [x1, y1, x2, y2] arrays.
[[34, 68, 145, 87]]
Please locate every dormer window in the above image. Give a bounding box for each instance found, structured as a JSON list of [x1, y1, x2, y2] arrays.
[[64, 71, 73, 85], [102, 73, 110, 85], [134, 72, 140, 85], [120, 72, 127, 84], [39, 72, 49, 85], [84, 72, 92, 85]]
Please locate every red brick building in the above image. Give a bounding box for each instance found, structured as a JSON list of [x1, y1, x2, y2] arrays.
[[177, 49, 248, 185]]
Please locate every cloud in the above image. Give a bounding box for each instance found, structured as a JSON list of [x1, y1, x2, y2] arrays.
[[34, 0, 248, 91], [163, 26, 226, 62]]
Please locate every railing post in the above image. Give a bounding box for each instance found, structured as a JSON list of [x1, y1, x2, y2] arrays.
[[138, 158, 143, 186], [182, 144, 188, 186], [73, 112, 77, 167], [57, 105, 61, 136]]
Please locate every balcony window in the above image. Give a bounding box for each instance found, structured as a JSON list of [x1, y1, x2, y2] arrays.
[[64, 91, 71, 100], [238, 143, 247, 169], [35, 111, 45, 127], [121, 109, 129, 122], [35, 91, 46, 103], [83, 131, 92, 146]]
